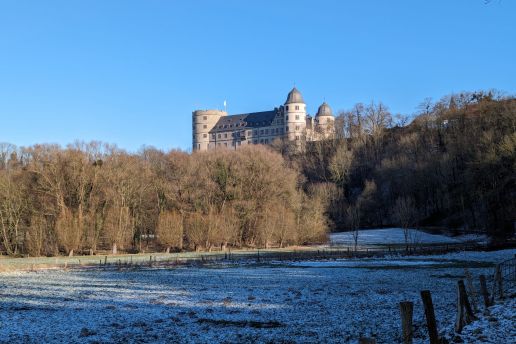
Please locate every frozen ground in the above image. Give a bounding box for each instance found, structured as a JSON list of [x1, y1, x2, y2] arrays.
[[0, 249, 513, 344], [330, 228, 488, 246], [459, 296, 516, 344]]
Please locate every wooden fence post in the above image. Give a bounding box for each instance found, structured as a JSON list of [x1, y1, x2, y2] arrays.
[[464, 269, 478, 313], [399, 301, 413, 344], [420, 290, 439, 344], [491, 264, 502, 304], [497, 265, 503, 300], [479, 275, 490, 309], [455, 280, 476, 333]]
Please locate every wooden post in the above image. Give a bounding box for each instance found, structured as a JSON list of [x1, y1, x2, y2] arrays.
[[456, 280, 476, 333], [479, 275, 490, 309], [104, 256, 107, 265], [358, 338, 376, 344], [421, 290, 439, 344], [399, 301, 413, 344], [497, 265, 503, 300], [464, 269, 478, 313], [491, 264, 502, 304]]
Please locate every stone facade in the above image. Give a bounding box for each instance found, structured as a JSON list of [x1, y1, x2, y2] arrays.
[[192, 88, 334, 152]]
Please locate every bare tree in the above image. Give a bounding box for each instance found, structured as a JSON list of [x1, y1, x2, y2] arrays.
[[393, 196, 417, 253], [156, 210, 183, 253]]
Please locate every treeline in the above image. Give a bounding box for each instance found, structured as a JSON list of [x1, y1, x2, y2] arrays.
[[276, 90, 515, 238], [0, 145, 327, 256]]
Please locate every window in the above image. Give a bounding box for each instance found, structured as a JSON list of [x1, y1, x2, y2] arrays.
[[280, 128, 284, 134], [286, 126, 289, 132], [224, 142, 228, 147], [264, 129, 268, 135], [218, 134, 221, 139], [212, 134, 216, 139], [260, 129, 264, 135], [296, 135, 300, 140], [247, 130, 252, 136], [264, 139, 269, 144], [295, 126, 300, 131], [260, 139, 264, 143], [224, 133, 228, 138], [295, 105, 299, 110], [295, 115, 299, 120], [203, 134, 207, 138], [203, 116, 207, 120], [286, 106, 289, 111], [203, 124, 207, 129], [253, 130, 258, 136], [286, 115, 289, 121]]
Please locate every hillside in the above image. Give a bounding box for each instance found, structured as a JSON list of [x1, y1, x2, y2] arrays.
[[277, 92, 516, 238]]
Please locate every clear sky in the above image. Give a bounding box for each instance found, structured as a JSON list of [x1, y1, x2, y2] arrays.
[[1, 0, 515, 152]]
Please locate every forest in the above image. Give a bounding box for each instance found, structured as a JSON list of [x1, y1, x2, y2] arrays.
[[0, 143, 327, 256], [278, 90, 515, 239], [0, 90, 514, 257]]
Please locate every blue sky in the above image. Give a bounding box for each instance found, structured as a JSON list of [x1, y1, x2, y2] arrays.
[[1, 0, 515, 152]]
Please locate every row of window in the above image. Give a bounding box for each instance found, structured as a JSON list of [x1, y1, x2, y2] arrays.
[[195, 125, 303, 140], [285, 105, 305, 111]]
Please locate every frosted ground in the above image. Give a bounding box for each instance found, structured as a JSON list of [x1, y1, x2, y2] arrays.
[[0, 249, 514, 344], [330, 228, 488, 246]]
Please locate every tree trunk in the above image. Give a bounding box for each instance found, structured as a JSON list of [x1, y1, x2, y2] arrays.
[[166, 246, 170, 254], [68, 249, 74, 257], [112, 243, 117, 255]]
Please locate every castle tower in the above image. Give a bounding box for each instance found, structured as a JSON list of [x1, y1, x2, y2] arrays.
[[284, 87, 307, 143], [192, 109, 227, 151], [315, 102, 335, 139]]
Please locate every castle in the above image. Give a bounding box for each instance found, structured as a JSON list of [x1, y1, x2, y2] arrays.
[[192, 87, 335, 151]]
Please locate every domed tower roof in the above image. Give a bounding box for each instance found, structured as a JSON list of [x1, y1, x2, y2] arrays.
[[285, 87, 305, 104], [316, 102, 333, 117]]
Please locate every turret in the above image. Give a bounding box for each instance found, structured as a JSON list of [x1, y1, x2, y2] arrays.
[[315, 102, 335, 138], [192, 109, 227, 151], [284, 87, 307, 142]]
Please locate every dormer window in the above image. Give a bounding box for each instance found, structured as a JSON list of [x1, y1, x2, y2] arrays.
[[295, 105, 299, 110]]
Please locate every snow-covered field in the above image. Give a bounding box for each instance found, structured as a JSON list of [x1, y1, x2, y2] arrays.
[[330, 228, 488, 246], [0, 249, 513, 344]]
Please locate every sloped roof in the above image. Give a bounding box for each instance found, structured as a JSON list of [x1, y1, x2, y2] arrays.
[[285, 87, 305, 104], [209, 110, 279, 133], [316, 102, 333, 117]]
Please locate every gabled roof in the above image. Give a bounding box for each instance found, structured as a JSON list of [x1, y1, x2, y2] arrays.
[[209, 110, 280, 133]]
